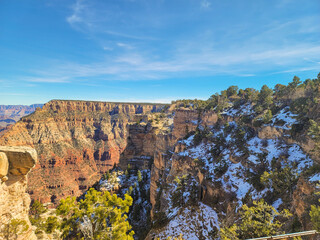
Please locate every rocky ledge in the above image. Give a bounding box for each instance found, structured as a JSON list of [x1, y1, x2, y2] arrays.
[[0, 146, 37, 240]]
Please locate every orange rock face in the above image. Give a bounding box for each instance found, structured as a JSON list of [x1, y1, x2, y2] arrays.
[[172, 109, 218, 139], [0, 100, 167, 204], [172, 110, 199, 139]]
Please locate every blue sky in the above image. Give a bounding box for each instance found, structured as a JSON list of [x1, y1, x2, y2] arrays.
[[0, 0, 319, 105]]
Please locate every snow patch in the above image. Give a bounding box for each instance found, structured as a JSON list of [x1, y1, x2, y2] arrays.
[[309, 173, 320, 182], [155, 203, 219, 240], [271, 107, 298, 130], [272, 198, 283, 210]]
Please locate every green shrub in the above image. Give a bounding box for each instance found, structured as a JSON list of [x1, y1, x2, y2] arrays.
[[219, 199, 291, 239], [45, 216, 59, 234], [263, 109, 273, 124], [57, 188, 134, 239]]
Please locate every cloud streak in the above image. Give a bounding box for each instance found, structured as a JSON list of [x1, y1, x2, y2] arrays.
[[25, 77, 70, 83], [22, 41, 320, 84], [67, 0, 85, 25], [201, 0, 211, 9], [23, 0, 320, 83]]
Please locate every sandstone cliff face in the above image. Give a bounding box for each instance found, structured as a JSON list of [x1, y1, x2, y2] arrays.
[[0, 146, 37, 240], [172, 109, 218, 139], [120, 122, 176, 169], [42, 100, 164, 115], [0, 100, 168, 203]]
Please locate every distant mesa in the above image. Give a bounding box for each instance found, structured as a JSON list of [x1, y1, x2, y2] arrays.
[[0, 104, 44, 134]]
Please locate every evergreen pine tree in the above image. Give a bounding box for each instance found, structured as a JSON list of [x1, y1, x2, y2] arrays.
[[56, 188, 134, 239]]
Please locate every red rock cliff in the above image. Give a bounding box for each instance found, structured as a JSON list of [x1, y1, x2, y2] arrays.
[[0, 100, 167, 204]]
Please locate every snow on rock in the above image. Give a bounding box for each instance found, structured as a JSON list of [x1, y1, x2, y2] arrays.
[[99, 171, 123, 191], [223, 108, 238, 116], [222, 103, 254, 117], [191, 120, 198, 125], [186, 142, 213, 159], [247, 136, 312, 172], [181, 135, 195, 147], [222, 162, 252, 202], [155, 203, 219, 240], [287, 144, 313, 172], [99, 169, 150, 194], [179, 130, 312, 206], [272, 198, 283, 210], [271, 107, 298, 130], [247, 137, 264, 154], [309, 173, 320, 182]]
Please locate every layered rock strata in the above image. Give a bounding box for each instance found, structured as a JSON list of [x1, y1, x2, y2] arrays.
[[0, 100, 168, 203], [0, 104, 43, 130]]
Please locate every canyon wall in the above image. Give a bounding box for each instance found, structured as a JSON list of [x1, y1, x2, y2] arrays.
[[0, 104, 43, 134], [0, 146, 37, 240], [0, 100, 168, 203], [0, 104, 42, 119], [172, 109, 218, 139], [119, 122, 176, 170], [147, 103, 320, 238]]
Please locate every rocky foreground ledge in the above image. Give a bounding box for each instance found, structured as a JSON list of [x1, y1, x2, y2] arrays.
[[0, 146, 37, 240]]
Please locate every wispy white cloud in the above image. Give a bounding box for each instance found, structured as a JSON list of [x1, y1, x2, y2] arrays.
[[103, 46, 113, 51], [116, 42, 134, 49], [104, 30, 159, 41], [25, 77, 70, 83], [35, 1, 320, 82], [271, 66, 320, 75], [22, 41, 320, 84], [66, 0, 159, 42], [66, 0, 85, 25], [201, 0, 211, 9]]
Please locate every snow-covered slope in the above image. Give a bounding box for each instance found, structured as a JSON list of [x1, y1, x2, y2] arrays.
[[149, 103, 319, 239]]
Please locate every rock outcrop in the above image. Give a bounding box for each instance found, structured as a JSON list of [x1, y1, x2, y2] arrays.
[[0, 152, 9, 180], [0, 100, 168, 203], [172, 109, 218, 139], [0, 146, 37, 240], [258, 126, 283, 139], [119, 122, 176, 170]]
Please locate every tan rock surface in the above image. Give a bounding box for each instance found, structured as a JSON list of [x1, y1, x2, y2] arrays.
[[172, 109, 218, 139], [258, 126, 282, 139], [0, 147, 37, 240], [0, 146, 37, 175], [172, 109, 198, 139], [0, 152, 8, 178]]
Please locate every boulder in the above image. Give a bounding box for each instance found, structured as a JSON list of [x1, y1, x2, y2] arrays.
[[0, 146, 37, 175], [0, 152, 9, 178], [258, 126, 282, 139]]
